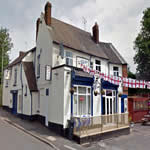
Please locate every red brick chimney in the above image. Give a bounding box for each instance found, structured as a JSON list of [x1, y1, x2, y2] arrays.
[[92, 22, 99, 44], [19, 51, 25, 57], [44, 2, 52, 26], [122, 64, 128, 95], [36, 18, 40, 41]]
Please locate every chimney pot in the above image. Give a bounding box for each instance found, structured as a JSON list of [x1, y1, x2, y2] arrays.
[[92, 22, 99, 44], [44, 2, 52, 26]]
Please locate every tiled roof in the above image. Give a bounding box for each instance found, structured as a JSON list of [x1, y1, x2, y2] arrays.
[[50, 18, 108, 60], [50, 18, 127, 65], [7, 47, 36, 68], [23, 62, 38, 92]]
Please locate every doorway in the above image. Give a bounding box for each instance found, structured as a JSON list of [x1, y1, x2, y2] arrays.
[[12, 91, 18, 115]]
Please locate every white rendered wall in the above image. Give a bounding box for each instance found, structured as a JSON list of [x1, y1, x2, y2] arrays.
[[48, 67, 64, 125], [63, 67, 71, 128]]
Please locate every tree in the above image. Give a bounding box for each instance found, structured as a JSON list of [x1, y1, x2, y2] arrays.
[[0, 27, 13, 84], [134, 8, 150, 81]]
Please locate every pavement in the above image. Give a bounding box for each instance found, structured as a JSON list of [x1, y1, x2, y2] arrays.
[[1, 108, 150, 150], [0, 115, 53, 150]]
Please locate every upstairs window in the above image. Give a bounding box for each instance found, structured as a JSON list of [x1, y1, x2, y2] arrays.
[[65, 51, 73, 66], [13, 68, 17, 86], [37, 54, 40, 78], [113, 66, 119, 76], [90, 62, 93, 69], [95, 60, 101, 71]]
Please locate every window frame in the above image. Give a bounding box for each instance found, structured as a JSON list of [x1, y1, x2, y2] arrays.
[[73, 85, 91, 117], [113, 66, 119, 76], [76, 56, 89, 68], [95, 60, 101, 72], [65, 51, 73, 66]]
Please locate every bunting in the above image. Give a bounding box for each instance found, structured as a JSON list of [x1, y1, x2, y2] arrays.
[[81, 64, 149, 89]]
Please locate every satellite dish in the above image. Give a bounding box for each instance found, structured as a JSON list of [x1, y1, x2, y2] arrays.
[[59, 43, 64, 59]]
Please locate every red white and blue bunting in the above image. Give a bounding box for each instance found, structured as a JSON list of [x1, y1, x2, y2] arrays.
[[81, 64, 150, 89]]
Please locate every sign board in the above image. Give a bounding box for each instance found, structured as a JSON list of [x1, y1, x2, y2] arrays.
[[5, 69, 11, 80], [45, 65, 51, 81], [76, 57, 89, 68]]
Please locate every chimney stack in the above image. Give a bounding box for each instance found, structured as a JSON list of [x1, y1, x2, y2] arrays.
[[44, 2, 52, 26], [19, 51, 25, 57], [36, 18, 40, 41], [92, 22, 99, 44]]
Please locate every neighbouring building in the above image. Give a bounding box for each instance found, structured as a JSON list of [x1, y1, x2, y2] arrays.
[[3, 2, 129, 143]]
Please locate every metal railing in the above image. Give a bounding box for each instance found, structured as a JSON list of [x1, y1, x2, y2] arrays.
[[73, 113, 129, 137]]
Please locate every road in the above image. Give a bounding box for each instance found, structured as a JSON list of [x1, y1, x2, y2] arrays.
[[0, 118, 53, 150]]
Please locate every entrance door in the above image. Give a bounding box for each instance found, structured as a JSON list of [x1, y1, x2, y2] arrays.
[[121, 98, 125, 113], [12, 92, 18, 114]]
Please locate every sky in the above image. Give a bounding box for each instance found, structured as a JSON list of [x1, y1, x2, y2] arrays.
[[0, 0, 150, 73]]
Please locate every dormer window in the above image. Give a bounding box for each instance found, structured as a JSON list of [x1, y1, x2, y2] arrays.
[[113, 66, 119, 76], [95, 60, 101, 71], [65, 51, 73, 66]]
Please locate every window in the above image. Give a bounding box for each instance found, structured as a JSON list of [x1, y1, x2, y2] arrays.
[[5, 80, 8, 88], [46, 88, 49, 96], [73, 86, 91, 116], [24, 85, 27, 96], [90, 62, 93, 69], [13, 68, 17, 86], [76, 57, 89, 68], [95, 60, 101, 71], [65, 51, 73, 66], [113, 66, 119, 76], [102, 90, 116, 115], [37, 54, 40, 77]]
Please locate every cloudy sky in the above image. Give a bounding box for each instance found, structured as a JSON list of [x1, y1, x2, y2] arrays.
[[1, 0, 150, 72]]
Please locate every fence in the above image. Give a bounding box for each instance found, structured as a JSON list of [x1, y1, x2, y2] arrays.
[[73, 113, 129, 137]]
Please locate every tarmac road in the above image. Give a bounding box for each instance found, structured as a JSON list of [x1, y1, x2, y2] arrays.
[[0, 118, 53, 150]]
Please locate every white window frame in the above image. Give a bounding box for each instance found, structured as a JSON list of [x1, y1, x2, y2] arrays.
[[102, 90, 116, 115], [95, 60, 101, 72], [76, 56, 89, 68], [73, 85, 91, 117], [65, 51, 73, 66], [113, 66, 119, 76]]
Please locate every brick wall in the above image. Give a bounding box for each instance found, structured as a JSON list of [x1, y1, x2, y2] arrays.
[[122, 64, 128, 95]]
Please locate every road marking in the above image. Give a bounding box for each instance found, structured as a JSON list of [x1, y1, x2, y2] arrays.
[[46, 136, 56, 141], [64, 145, 77, 150]]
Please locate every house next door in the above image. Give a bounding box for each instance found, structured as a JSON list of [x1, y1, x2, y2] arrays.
[[12, 91, 18, 114]]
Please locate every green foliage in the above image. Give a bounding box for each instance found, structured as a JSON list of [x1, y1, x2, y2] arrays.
[[134, 8, 150, 80], [0, 27, 13, 83]]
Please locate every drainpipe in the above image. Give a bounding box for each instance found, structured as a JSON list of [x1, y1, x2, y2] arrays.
[[20, 63, 24, 114], [30, 91, 33, 117]]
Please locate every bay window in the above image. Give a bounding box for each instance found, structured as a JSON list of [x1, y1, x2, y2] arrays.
[[73, 86, 91, 116]]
